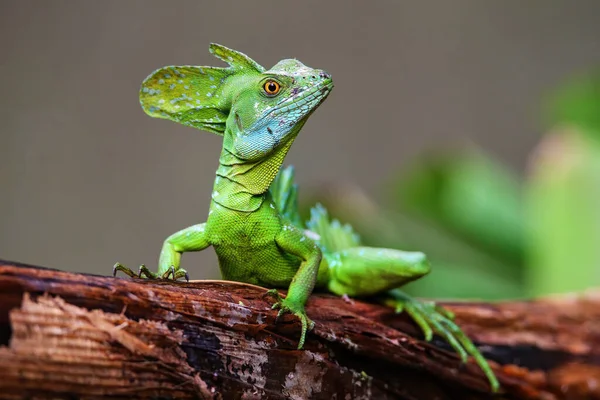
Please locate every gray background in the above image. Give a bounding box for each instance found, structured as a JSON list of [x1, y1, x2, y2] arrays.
[[1, 1, 599, 279]]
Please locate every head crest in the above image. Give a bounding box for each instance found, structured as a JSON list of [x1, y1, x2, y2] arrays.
[[139, 44, 264, 135], [209, 43, 265, 73]]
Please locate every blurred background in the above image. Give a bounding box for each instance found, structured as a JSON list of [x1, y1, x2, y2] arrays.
[[1, 1, 600, 300]]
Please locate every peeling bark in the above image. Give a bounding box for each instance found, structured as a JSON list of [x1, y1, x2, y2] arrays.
[[0, 260, 599, 399]]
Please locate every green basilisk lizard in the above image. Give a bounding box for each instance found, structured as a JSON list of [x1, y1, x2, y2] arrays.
[[114, 43, 499, 392]]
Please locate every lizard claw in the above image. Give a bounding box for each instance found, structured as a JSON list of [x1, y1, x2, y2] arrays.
[[172, 267, 189, 281], [265, 290, 284, 318], [264, 288, 284, 301], [113, 263, 188, 281], [138, 264, 159, 279], [113, 262, 138, 278], [161, 265, 177, 280], [264, 289, 314, 349], [275, 308, 285, 321]]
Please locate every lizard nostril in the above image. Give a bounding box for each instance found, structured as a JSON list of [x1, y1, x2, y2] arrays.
[[319, 71, 331, 80]]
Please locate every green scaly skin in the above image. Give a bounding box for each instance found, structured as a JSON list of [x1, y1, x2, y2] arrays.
[[113, 44, 499, 392]]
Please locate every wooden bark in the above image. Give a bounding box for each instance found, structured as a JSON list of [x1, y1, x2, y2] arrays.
[[0, 260, 599, 400]]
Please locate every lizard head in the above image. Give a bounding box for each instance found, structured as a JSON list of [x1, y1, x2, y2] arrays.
[[139, 44, 333, 161], [227, 57, 333, 161]]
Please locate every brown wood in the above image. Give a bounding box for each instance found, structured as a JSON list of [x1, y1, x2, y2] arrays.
[[0, 260, 598, 399]]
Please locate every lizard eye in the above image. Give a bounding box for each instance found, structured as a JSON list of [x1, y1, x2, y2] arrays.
[[263, 80, 280, 96]]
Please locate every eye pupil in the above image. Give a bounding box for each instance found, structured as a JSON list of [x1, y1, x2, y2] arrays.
[[264, 80, 280, 95]]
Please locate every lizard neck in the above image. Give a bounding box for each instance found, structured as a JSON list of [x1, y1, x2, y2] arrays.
[[211, 132, 297, 212]]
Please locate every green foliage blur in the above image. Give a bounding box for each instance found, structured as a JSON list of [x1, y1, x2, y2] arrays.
[[307, 69, 600, 300]]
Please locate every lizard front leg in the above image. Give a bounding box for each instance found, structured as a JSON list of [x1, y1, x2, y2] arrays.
[[267, 224, 322, 349], [114, 223, 210, 280]]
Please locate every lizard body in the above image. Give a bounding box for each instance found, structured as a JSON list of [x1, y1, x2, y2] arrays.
[[114, 44, 499, 392]]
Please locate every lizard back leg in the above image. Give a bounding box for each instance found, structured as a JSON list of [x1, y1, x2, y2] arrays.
[[308, 204, 499, 392], [325, 247, 430, 297], [321, 245, 499, 392]]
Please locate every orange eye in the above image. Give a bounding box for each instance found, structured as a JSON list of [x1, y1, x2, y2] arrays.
[[264, 80, 280, 96]]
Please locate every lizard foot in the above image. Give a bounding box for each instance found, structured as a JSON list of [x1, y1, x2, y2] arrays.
[[113, 263, 189, 281], [387, 290, 499, 393], [264, 289, 314, 349]]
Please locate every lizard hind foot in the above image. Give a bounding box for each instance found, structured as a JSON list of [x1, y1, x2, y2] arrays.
[[389, 291, 500, 393]]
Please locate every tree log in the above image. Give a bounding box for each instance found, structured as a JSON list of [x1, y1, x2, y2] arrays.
[[0, 260, 599, 399]]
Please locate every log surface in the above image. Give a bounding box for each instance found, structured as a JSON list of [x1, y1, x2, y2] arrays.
[[1, 260, 599, 400]]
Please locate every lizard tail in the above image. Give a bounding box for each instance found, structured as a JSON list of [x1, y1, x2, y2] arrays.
[[306, 203, 361, 253], [269, 165, 303, 227]]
